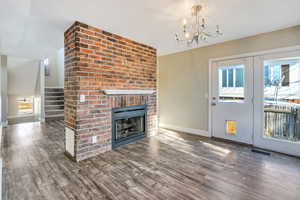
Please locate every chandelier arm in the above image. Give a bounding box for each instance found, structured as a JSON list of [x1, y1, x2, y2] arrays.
[[175, 4, 223, 46]]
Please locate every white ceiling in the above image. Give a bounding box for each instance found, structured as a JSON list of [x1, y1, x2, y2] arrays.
[[0, 0, 300, 59]]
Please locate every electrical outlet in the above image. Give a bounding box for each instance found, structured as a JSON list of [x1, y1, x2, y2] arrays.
[[80, 95, 85, 102], [92, 136, 97, 144]]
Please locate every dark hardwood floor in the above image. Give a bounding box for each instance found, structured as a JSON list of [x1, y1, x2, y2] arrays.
[[2, 121, 300, 200]]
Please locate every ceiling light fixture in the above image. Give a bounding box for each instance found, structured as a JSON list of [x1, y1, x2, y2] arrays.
[[175, 4, 222, 46]]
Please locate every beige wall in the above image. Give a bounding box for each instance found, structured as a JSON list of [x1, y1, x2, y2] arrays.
[[158, 25, 300, 131]]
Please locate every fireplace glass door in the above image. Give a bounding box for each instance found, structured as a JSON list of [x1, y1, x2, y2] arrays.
[[112, 105, 147, 148], [115, 116, 145, 140]]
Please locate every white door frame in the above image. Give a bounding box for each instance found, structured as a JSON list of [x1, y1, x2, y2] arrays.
[[209, 45, 300, 138], [253, 50, 300, 156]]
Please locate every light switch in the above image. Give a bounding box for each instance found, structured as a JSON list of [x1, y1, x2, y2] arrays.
[[80, 95, 85, 102]]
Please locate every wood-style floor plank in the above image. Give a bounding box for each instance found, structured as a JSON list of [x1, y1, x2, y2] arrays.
[[2, 121, 300, 200]]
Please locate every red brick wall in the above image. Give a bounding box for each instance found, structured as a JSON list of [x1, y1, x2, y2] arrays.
[[64, 21, 157, 161]]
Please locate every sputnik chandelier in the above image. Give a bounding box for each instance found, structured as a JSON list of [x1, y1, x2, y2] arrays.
[[175, 4, 222, 46]]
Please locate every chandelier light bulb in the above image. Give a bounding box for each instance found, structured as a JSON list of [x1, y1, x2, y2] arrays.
[[185, 32, 190, 39], [183, 18, 187, 26]]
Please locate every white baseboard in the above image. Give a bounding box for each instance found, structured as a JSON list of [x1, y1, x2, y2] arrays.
[[159, 123, 211, 138]]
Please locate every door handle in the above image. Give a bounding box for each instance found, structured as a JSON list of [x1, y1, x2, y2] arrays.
[[211, 102, 217, 106]]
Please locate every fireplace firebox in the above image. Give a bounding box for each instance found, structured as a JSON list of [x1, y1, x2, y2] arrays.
[[112, 105, 147, 148]]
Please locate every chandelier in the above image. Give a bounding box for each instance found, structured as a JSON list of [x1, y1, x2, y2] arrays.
[[175, 4, 222, 46]]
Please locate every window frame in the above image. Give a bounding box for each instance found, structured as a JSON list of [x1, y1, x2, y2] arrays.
[[220, 65, 245, 88]]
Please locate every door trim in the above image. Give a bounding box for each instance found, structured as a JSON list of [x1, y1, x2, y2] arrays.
[[209, 45, 300, 137]]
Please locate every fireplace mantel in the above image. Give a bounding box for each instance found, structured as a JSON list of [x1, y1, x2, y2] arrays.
[[103, 90, 155, 95]]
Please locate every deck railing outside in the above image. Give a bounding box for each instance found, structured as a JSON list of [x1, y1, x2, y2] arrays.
[[264, 103, 300, 142]]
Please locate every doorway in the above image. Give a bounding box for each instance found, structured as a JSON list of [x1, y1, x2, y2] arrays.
[[6, 56, 44, 125], [211, 48, 300, 156]]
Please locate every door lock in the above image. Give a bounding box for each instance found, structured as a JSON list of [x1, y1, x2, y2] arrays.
[[212, 97, 217, 106]]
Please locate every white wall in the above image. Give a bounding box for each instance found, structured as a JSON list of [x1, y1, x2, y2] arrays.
[[0, 56, 2, 124], [0, 55, 8, 125], [8, 57, 40, 96], [45, 48, 64, 88], [7, 57, 40, 117]]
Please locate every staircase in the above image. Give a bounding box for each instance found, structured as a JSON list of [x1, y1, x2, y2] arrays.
[[45, 88, 64, 121]]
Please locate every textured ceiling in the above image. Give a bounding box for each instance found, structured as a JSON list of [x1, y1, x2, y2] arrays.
[[0, 0, 300, 59]]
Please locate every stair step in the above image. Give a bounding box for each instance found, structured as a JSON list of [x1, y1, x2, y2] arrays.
[[45, 105, 64, 110], [45, 113, 64, 117], [46, 110, 64, 115], [45, 99, 64, 102], [46, 109, 64, 112], [45, 114, 64, 121], [45, 92, 64, 96], [45, 96, 64, 101], [45, 101, 64, 106], [45, 88, 64, 93]]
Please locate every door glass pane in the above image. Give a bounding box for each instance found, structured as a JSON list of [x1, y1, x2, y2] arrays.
[[219, 65, 245, 102], [222, 70, 227, 87], [264, 58, 300, 142], [228, 69, 234, 87], [235, 68, 244, 87]]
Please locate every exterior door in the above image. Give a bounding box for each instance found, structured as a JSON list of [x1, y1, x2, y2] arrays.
[[211, 57, 254, 144], [253, 50, 300, 156]]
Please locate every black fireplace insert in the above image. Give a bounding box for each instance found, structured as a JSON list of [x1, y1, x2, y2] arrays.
[[112, 105, 147, 148]]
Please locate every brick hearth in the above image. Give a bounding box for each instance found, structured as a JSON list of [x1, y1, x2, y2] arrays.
[[64, 21, 157, 161]]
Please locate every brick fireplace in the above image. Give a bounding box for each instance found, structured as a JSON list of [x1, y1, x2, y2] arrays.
[[64, 21, 157, 162]]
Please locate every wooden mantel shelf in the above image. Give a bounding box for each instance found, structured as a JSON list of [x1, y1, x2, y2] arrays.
[[103, 90, 155, 95]]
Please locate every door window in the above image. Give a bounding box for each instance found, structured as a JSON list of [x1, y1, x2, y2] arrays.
[[264, 58, 300, 142], [16, 97, 34, 115], [219, 65, 245, 102]]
